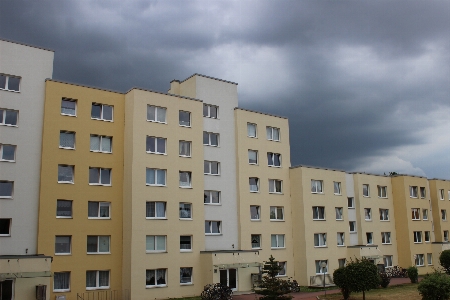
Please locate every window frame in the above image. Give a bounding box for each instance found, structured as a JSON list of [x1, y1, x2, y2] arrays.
[[250, 205, 260, 221], [384, 256, 393, 268], [378, 185, 387, 198], [203, 103, 218, 119], [313, 206, 326, 220], [89, 167, 112, 186], [205, 221, 221, 235], [179, 171, 192, 188], [444, 230, 449, 242], [337, 232, 345, 246], [271, 234, 285, 249], [423, 209, 428, 220], [179, 202, 192, 219], [335, 207, 343, 220], [53, 271, 71, 292], [204, 190, 220, 205], [0, 181, 13, 199], [347, 197, 355, 208], [147, 105, 167, 123], [269, 179, 283, 194], [88, 201, 111, 219], [364, 208, 372, 221], [381, 232, 391, 244], [180, 236, 192, 252], [442, 209, 447, 221], [146, 235, 167, 253], [146, 269, 167, 288], [86, 270, 110, 290], [349, 221, 356, 233], [420, 187, 426, 198], [334, 181, 342, 195], [56, 200, 73, 219], [412, 208, 420, 220], [267, 152, 281, 167], [277, 262, 287, 277], [179, 140, 192, 157], [58, 165, 74, 184], [60, 98, 77, 116], [0, 74, 21, 92], [415, 254, 425, 267], [0, 218, 11, 236], [146, 201, 167, 219], [410, 186, 418, 198], [203, 131, 219, 146], [311, 180, 323, 194], [55, 236, 72, 255], [440, 189, 445, 200], [413, 231, 423, 243], [314, 233, 327, 247], [251, 234, 261, 249], [0, 144, 16, 162], [366, 232, 373, 244], [146, 136, 166, 155], [91, 103, 113, 122], [249, 177, 259, 192], [179, 110, 191, 127], [59, 131, 76, 150], [0, 108, 19, 126], [204, 160, 220, 175], [266, 126, 280, 141], [427, 253, 433, 265], [315, 260, 328, 274], [380, 208, 389, 221], [90, 135, 112, 153], [247, 123, 257, 138], [87, 235, 110, 254], [270, 206, 284, 221], [424, 231, 431, 242], [248, 149, 258, 165], [362, 184, 370, 197], [146, 168, 167, 186], [180, 267, 193, 285]]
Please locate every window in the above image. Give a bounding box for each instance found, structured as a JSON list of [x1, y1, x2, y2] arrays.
[[440, 189, 445, 200], [442, 209, 447, 221], [267, 152, 281, 167], [410, 186, 418, 198], [449, 191, 450, 200], [58, 165, 74, 183], [91, 103, 113, 121], [0, 219, 11, 236], [335, 207, 343, 220], [179, 171, 192, 188], [146, 136, 166, 154], [249, 177, 259, 192], [205, 221, 221, 234], [0, 181, 13, 198], [55, 236, 71, 254], [381, 232, 391, 244], [0, 109, 18, 126], [87, 236, 110, 253], [54, 272, 70, 292], [270, 206, 284, 221], [311, 180, 323, 193], [378, 186, 387, 198], [203, 103, 218, 118], [146, 202, 166, 219], [56, 200, 72, 218], [266, 126, 280, 141], [348, 197, 355, 208], [86, 270, 110, 289], [251, 234, 261, 249], [60, 131, 75, 149], [380, 209, 389, 221], [61, 98, 76, 116], [349, 221, 356, 232], [89, 167, 111, 185], [313, 207, 325, 220], [315, 260, 328, 274], [337, 233, 345, 246], [180, 236, 192, 251], [90, 135, 112, 153], [0, 74, 20, 91], [363, 184, 370, 197], [250, 206, 260, 220], [314, 233, 327, 247], [384, 256, 393, 268], [415, 254, 424, 266], [248, 150, 258, 164], [271, 234, 285, 248], [204, 190, 220, 204], [420, 187, 426, 198], [338, 259, 346, 268], [414, 231, 422, 243], [425, 231, 430, 242], [247, 123, 257, 137], [0, 144, 15, 161], [412, 208, 420, 220], [423, 209, 429, 220], [203, 131, 219, 146], [179, 110, 191, 127], [179, 141, 191, 157], [334, 182, 341, 195], [146, 235, 166, 252], [180, 267, 193, 284], [364, 208, 372, 221], [427, 253, 433, 265], [366, 232, 373, 244], [277, 262, 286, 276], [88, 202, 110, 218], [444, 231, 449, 242], [179, 203, 192, 219], [146, 269, 166, 287], [204, 161, 220, 175], [269, 179, 283, 193], [146, 168, 166, 186], [147, 105, 167, 123]]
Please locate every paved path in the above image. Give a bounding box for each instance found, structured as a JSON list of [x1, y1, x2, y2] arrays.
[[232, 278, 414, 300]]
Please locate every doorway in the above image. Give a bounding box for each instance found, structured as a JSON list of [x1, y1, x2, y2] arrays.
[[219, 269, 237, 291], [0, 280, 13, 300]]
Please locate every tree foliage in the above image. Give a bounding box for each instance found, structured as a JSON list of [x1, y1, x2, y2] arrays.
[[333, 267, 351, 300], [200, 283, 233, 300], [417, 271, 450, 300], [407, 266, 419, 283], [440, 250, 450, 275], [254, 255, 293, 300]]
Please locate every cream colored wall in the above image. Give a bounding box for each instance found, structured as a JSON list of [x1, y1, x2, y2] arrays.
[[38, 81, 124, 299], [234, 109, 294, 281], [124, 89, 205, 299], [429, 179, 450, 243]]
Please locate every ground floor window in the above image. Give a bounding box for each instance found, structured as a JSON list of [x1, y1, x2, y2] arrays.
[[315, 260, 328, 274], [54, 272, 70, 291], [86, 270, 109, 289], [180, 267, 193, 284], [146, 269, 167, 287]]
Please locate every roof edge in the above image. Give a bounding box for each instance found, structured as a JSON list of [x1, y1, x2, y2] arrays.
[[1, 38, 54, 52]]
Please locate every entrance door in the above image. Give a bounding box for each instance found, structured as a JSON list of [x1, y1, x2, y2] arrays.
[[219, 269, 237, 291], [0, 280, 13, 300]]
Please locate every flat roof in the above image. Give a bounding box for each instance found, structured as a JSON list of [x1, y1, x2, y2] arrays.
[[0, 38, 54, 52]]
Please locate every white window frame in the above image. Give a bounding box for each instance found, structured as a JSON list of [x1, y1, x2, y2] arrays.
[[60, 98, 77, 116], [269, 179, 283, 194], [91, 103, 113, 121], [86, 270, 110, 290], [0, 108, 18, 126], [204, 160, 220, 175], [87, 236, 110, 254], [380, 209, 389, 221], [0, 74, 21, 92], [90, 135, 112, 153], [180, 236, 192, 252], [0, 219, 11, 236], [271, 234, 285, 248], [88, 201, 110, 219], [338, 259, 346, 268], [315, 260, 328, 274], [410, 186, 418, 198], [146, 168, 167, 186], [56, 200, 73, 218], [270, 206, 284, 221], [179, 140, 191, 157], [378, 186, 387, 198], [334, 181, 341, 195], [55, 236, 72, 255], [364, 208, 372, 221], [59, 131, 75, 150], [205, 221, 221, 235], [0, 144, 16, 161], [313, 206, 325, 220], [415, 254, 424, 267], [179, 203, 192, 219], [250, 205, 260, 221], [266, 126, 280, 141], [337, 232, 345, 246], [442, 209, 447, 221], [383, 256, 393, 268], [413, 231, 422, 243], [444, 230, 449, 242], [366, 232, 373, 244], [267, 152, 281, 167], [311, 180, 323, 194], [335, 207, 343, 220], [203, 131, 219, 146], [424, 231, 430, 242], [58, 165, 74, 184], [277, 262, 287, 277], [179, 110, 191, 127], [204, 190, 220, 205], [420, 187, 426, 199], [180, 267, 193, 285], [179, 171, 192, 188], [146, 235, 167, 253], [249, 177, 259, 192], [248, 150, 258, 165], [348, 197, 355, 208], [251, 234, 261, 249], [247, 123, 257, 138], [146, 269, 167, 288], [314, 233, 327, 247], [146, 201, 166, 219], [89, 167, 111, 186], [53, 272, 70, 292], [0, 181, 13, 198], [147, 105, 167, 123], [363, 184, 370, 197], [423, 209, 428, 220], [203, 103, 218, 119], [381, 232, 391, 244], [349, 221, 356, 233], [412, 208, 420, 220], [440, 189, 445, 200], [146, 136, 166, 155], [427, 253, 433, 265]]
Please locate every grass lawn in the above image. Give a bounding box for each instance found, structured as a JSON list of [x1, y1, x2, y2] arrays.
[[320, 283, 421, 300]]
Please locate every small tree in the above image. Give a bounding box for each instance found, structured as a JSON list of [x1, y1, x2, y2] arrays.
[[418, 271, 450, 300], [407, 266, 419, 283], [333, 267, 351, 300], [440, 250, 450, 275], [255, 255, 293, 300]]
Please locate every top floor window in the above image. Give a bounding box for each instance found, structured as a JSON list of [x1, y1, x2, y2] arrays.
[[420, 187, 426, 198], [266, 126, 280, 141], [334, 182, 341, 195], [0, 74, 20, 92], [378, 186, 387, 198], [311, 180, 323, 194], [203, 104, 218, 118], [440, 189, 445, 200], [363, 184, 370, 197], [179, 111, 191, 127], [147, 105, 166, 123], [0, 109, 18, 126], [247, 123, 257, 137], [91, 103, 113, 121], [61, 98, 77, 116], [410, 186, 418, 198]]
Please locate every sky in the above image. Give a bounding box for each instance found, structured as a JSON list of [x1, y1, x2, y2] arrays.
[[1, 0, 449, 179]]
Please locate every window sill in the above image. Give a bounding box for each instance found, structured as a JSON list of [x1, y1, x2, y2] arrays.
[[252, 247, 262, 250], [251, 219, 261, 222], [146, 218, 167, 220], [363, 196, 370, 198], [314, 246, 327, 248], [337, 245, 345, 247], [0, 159, 15, 162], [86, 287, 110, 291], [269, 192, 283, 195], [179, 125, 191, 128], [270, 220, 285, 222], [349, 231, 357, 234], [89, 184, 112, 187], [146, 184, 166, 187], [334, 193, 342, 196], [54, 289, 70, 293], [423, 219, 428, 221], [249, 163, 258, 166], [204, 203, 221, 206], [410, 196, 418, 199], [146, 151, 167, 155], [276, 275, 287, 278], [0, 234, 11, 237], [267, 139, 280, 142], [179, 186, 193, 189], [146, 251, 167, 254], [179, 218, 193, 221], [313, 219, 326, 221], [88, 217, 111, 220], [180, 283, 193, 286], [205, 233, 222, 236], [412, 219, 421, 221], [250, 190, 260, 193], [91, 150, 112, 154], [382, 243, 392, 245], [91, 118, 113, 122], [0, 88, 20, 93], [204, 173, 220, 176], [0, 124, 18, 127], [180, 249, 192, 253], [203, 144, 219, 147], [268, 165, 281, 168], [146, 120, 167, 124], [378, 197, 388, 199], [247, 136, 258, 138], [61, 113, 77, 117], [414, 242, 423, 244], [365, 219, 372, 222], [179, 155, 192, 158], [348, 207, 355, 209], [55, 253, 71, 256], [336, 219, 343, 221], [56, 216, 73, 219], [271, 247, 285, 250], [380, 220, 390, 222], [59, 147, 75, 150], [146, 285, 167, 289], [0, 196, 13, 199], [87, 252, 111, 255]]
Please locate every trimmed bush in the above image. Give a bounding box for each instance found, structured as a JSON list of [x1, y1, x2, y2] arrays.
[[407, 266, 419, 283], [379, 272, 391, 288], [333, 267, 351, 300], [200, 283, 233, 300], [440, 250, 450, 275], [418, 271, 450, 300]]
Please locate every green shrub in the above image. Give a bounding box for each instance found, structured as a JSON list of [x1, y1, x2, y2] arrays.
[[200, 283, 232, 300], [379, 272, 391, 288], [417, 271, 450, 300], [333, 267, 351, 300], [407, 266, 419, 283], [440, 250, 450, 275]]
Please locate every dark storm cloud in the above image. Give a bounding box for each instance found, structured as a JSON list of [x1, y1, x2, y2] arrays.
[[1, 0, 449, 178]]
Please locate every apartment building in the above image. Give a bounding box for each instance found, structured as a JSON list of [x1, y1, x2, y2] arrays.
[[428, 179, 450, 261], [0, 39, 54, 300]]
